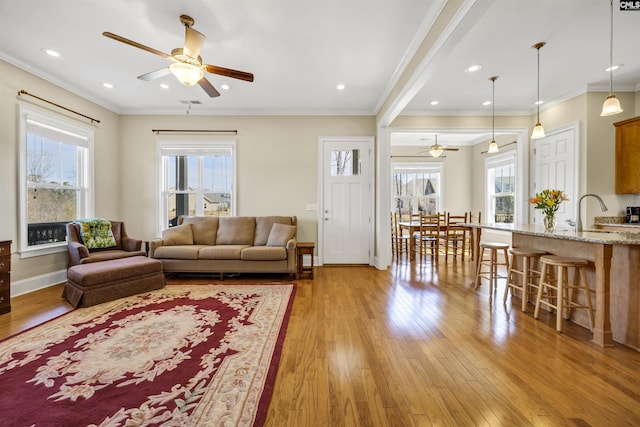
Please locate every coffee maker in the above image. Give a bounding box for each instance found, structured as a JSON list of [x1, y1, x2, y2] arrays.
[[626, 207, 640, 223]]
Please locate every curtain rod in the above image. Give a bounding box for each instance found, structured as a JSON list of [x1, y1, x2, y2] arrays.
[[152, 129, 238, 135], [18, 90, 101, 124]]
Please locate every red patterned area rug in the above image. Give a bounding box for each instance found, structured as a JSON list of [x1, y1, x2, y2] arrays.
[[0, 283, 295, 426]]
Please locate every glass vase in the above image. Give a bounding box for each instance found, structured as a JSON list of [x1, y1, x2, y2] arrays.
[[543, 214, 556, 233]]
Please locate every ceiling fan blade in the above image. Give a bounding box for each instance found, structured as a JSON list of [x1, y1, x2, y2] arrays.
[[103, 32, 171, 59], [184, 26, 205, 58], [204, 64, 254, 82], [137, 67, 171, 81], [198, 77, 221, 97], [443, 147, 459, 151]]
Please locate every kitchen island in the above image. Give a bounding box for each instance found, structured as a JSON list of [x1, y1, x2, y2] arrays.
[[468, 223, 640, 350]]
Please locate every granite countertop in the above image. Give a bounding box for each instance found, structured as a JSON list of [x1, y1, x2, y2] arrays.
[[470, 222, 640, 245], [594, 216, 640, 229]]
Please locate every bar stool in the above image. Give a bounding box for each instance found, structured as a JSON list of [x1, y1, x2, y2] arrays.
[[503, 247, 547, 312], [534, 255, 594, 333], [474, 242, 510, 294]]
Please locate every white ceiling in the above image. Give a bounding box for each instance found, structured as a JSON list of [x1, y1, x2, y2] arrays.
[[1, 0, 639, 147]]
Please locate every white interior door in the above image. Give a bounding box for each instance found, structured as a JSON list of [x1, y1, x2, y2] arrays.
[[532, 125, 578, 228], [320, 138, 372, 264]]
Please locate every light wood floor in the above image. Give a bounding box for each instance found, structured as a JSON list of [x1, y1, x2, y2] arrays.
[[2, 257, 640, 426]]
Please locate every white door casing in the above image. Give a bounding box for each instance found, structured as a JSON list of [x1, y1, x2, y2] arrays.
[[532, 123, 579, 228], [319, 137, 373, 265]]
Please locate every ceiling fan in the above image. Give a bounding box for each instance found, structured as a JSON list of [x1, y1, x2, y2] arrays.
[[418, 135, 459, 158], [103, 15, 254, 97]]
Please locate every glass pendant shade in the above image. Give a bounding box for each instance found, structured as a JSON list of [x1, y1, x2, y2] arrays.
[[488, 140, 499, 153], [429, 145, 444, 158], [531, 123, 545, 139], [601, 94, 623, 116], [170, 62, 204, 86]]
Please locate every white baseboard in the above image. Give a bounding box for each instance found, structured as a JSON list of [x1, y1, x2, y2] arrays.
[[11, 269, 67, 297]]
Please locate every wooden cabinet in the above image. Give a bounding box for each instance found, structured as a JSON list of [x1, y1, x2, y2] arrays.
[[615, 116, 640, 194], [0, 240, 11, 315]]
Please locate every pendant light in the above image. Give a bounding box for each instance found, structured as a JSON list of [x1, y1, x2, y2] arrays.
[[601, 0, 623, 116], [488, 76, 499, 153], [531, 42, 546, 139]]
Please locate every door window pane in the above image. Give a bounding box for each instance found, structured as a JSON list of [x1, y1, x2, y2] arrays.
[[331, 149, 360, 176]]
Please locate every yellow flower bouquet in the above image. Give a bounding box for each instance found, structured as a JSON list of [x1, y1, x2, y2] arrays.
[[529, 189, 568, 217]]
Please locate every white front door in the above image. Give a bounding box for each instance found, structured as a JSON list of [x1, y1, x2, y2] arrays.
[[320, 137, 373, 264], [532, 125, 578, 228]]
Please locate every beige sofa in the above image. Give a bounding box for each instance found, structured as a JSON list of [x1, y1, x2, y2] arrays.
[[149, 216, 297, 277]]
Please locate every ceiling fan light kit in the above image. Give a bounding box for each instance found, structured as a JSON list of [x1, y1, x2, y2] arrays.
[[601, 0, 623, 117], [103, 14, 253, 97], [169, 62, 204, 86], [531, 41, 546, 140]]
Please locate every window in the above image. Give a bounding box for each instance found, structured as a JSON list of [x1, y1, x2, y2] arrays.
[[19, 105, 94, 257], [330, 149, 361, 176], [486, 151, 516, 223], [392, 163, 442, 216], [158, 140, 236, 231]]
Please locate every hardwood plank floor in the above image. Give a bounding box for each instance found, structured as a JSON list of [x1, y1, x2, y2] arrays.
[[2, 259, 640, 426]]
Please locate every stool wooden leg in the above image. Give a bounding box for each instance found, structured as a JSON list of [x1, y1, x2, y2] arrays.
[[489, 249, 496, 294], [503, 253, 516, 304], [474, 247, 485, 289], [521, 256, 529, 312], [556, 266, 565, 332], [580, 267, 595, 330], [534, 263, 547, 319]]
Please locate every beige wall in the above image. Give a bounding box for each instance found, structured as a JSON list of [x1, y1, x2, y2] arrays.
[[118, 115, 375, 244], [1, 60, 120, 283]]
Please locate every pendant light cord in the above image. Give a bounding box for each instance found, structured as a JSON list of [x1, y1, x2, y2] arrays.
[[609, 0, 614, 95], [536, 45, 541, 122]]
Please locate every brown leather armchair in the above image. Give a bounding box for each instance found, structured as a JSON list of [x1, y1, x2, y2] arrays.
[[66, 220, 145, 267]]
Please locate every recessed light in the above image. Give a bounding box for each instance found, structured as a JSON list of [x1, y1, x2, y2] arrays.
[[465, 64, 482, 73], [42, 48, 60, 57], [160, 83, 170, 89], [534, 100, 544, 105], [102, 82, 114, 89], [605, 64, 621, 72], [336, 84, 346, 90], [221, 84, 230, 90], [430, 101, 439, 106], [483, 101, 492, 106]]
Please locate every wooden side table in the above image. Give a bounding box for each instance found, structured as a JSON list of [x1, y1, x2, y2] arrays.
[[296, 242, 315, 279], [0, 240, 12, 315]]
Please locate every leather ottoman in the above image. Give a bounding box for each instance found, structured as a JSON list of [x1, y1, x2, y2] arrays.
[[63, 256, 165, 308]]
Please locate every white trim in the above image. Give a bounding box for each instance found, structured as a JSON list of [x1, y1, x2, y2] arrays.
[[11, 269, 68, 297]]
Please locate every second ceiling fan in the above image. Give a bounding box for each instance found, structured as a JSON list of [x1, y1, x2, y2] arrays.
[[418, 135, 459, 158], [103, 14, 254, 97]]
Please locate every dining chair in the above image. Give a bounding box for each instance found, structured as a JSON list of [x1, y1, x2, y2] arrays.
[[467, 211, 481, 260], [443, 212, 468, 262], [415, 213, 440, 265], [390, 212, 410, 260]]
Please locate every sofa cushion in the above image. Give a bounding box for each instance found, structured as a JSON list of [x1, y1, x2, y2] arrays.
[[67, 256, 163, 287], [199, 245, 248, 260], [216, 217, 256, 245], [254, 216, 293, 246], [181, 216, 218, 245], [153, 245, 206, 260], [162, 224, 193, 245], [241, 246, 288, 261], [267, 223, 297, 247]]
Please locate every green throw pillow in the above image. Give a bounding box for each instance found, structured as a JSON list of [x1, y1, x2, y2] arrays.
[[77, 219, 117, 249]]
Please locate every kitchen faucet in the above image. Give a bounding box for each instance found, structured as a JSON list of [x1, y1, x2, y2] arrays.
[[576, 194, 608, 232]]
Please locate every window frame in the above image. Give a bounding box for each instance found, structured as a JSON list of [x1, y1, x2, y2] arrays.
[[18, 105, 95, 258], [485, 150, 516, 224], [156, 139, 237, 234], [391, 162, 443, 216]]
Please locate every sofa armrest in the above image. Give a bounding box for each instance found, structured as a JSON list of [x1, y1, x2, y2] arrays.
[[121, 237, 142, 252], [286, 239, 297, 273], [148, 239, 165, 258], [67, 241, 90, 267]]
